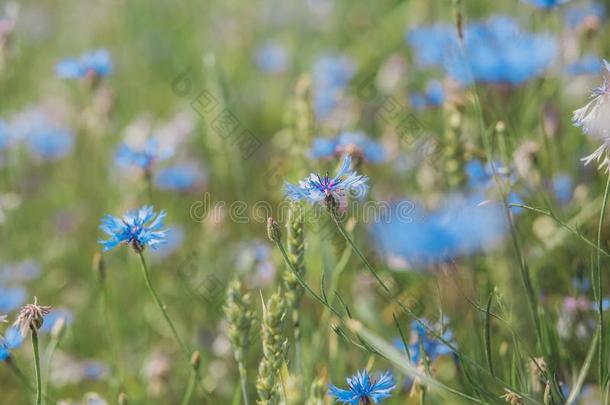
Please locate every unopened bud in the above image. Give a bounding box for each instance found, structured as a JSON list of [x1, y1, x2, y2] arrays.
[[191, 350, 201, 371], [92, 252, 105, 282], [267, 217, 281, 243]]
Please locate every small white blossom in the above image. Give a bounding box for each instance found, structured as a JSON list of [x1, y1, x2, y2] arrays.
[[573, 60, 610, 171]]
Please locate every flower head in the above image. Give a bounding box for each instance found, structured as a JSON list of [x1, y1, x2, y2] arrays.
[[56, 49, 112, 80], [407, 320, 455, 364], [154, 163, 204, 191], [408, 16, 556, 86], [310, 131, 386, 164], [98, 205, 167, 252], [284, 155, 368, 207], [27, 125, 74, 161], [255, 42, 289, 74], [328, 369, 395, 404], [573, 60, 610, 170], [13, 297, 51, 337], [565, 3, 605, 31], [115, 138, 173, 173], [312, 55, 356, 120]]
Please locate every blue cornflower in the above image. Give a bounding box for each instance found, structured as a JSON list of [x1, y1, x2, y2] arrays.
[[56, 49, 112, 80], [0, 326, 24, 361], [98, 206, 168, 252], [566, 55, 604, 76], [373, 191, 508, 268], [407, 25, 455, 68], [0, 286, 26, 313], [408, 16, 556, 86], [115, 138, 173, 172], [406, 320, 455, 364], [328, 370, 395, 404], [410, 80, 445, 110], [309, 131, 386, 163], [27, 125, 74, 161], [284, 155, 368, 207], [522, 0, 570, 8], [312, 55, 356, 120], [565, 3, 605, 30], [155, 164, 204, 191], [255, 42, 289, 74]]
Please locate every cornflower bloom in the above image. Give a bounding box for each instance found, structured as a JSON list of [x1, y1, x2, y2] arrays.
[[115, 138, 173, 174], [13, 297, 50, 338], [309, 131, 386, 164], [56, 49, 112, 80], [98, 205, 167, 252], [284, 155, 368, 208], [328, 370, 395, 404], [573, 60, 610, 170]]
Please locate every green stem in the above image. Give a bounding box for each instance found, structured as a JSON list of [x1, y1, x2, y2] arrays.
[[238, 364, 250, 405], [32, 330, 42, 405], [597, 174, 610, 385], [181, 368, 197, 405], [137, 252, 213, 404], [274, 240, 343, 319], [137, 252, 189, 357], [328, 209, 391, 295], [293, 308, 302, 380]]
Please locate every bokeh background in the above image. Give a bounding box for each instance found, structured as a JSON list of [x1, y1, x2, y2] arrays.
[[2, 0, 610, 403]]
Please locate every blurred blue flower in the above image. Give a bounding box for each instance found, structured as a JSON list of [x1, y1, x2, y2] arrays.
[[552, 173, 574, 204], [328, 369, 395, 404], [0, 326, 24, 361], [566, 55, 603, 76], [408, 16, 556, 86], [0, 260, 41, 284], [27, 126, 74, 161], [98, 205, 167, 252], [407, 25, 455, 67], [56, 49, 112, 79], [410, 80, 445, 110], [255, 42, 289, 74], [115, 138, 173, 172], [309, 131, 386, 163], [522, 0, 570, 8], [373, 192, 509, 268], [0, 286, 26, 313], [312, 55, 356, 120], [155, 164, 203, 191], [395, 320, 455, 364], [564, 3, 604, 29], [285, 155, 368, 206], [40, 308, 74, 334]]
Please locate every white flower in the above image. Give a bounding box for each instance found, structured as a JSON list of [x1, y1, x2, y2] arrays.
[[573, 60, 610, 170], [0, 314, 6, 323]]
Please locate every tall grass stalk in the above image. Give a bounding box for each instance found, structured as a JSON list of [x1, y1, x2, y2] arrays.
[[31, 330, 42, 405]]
